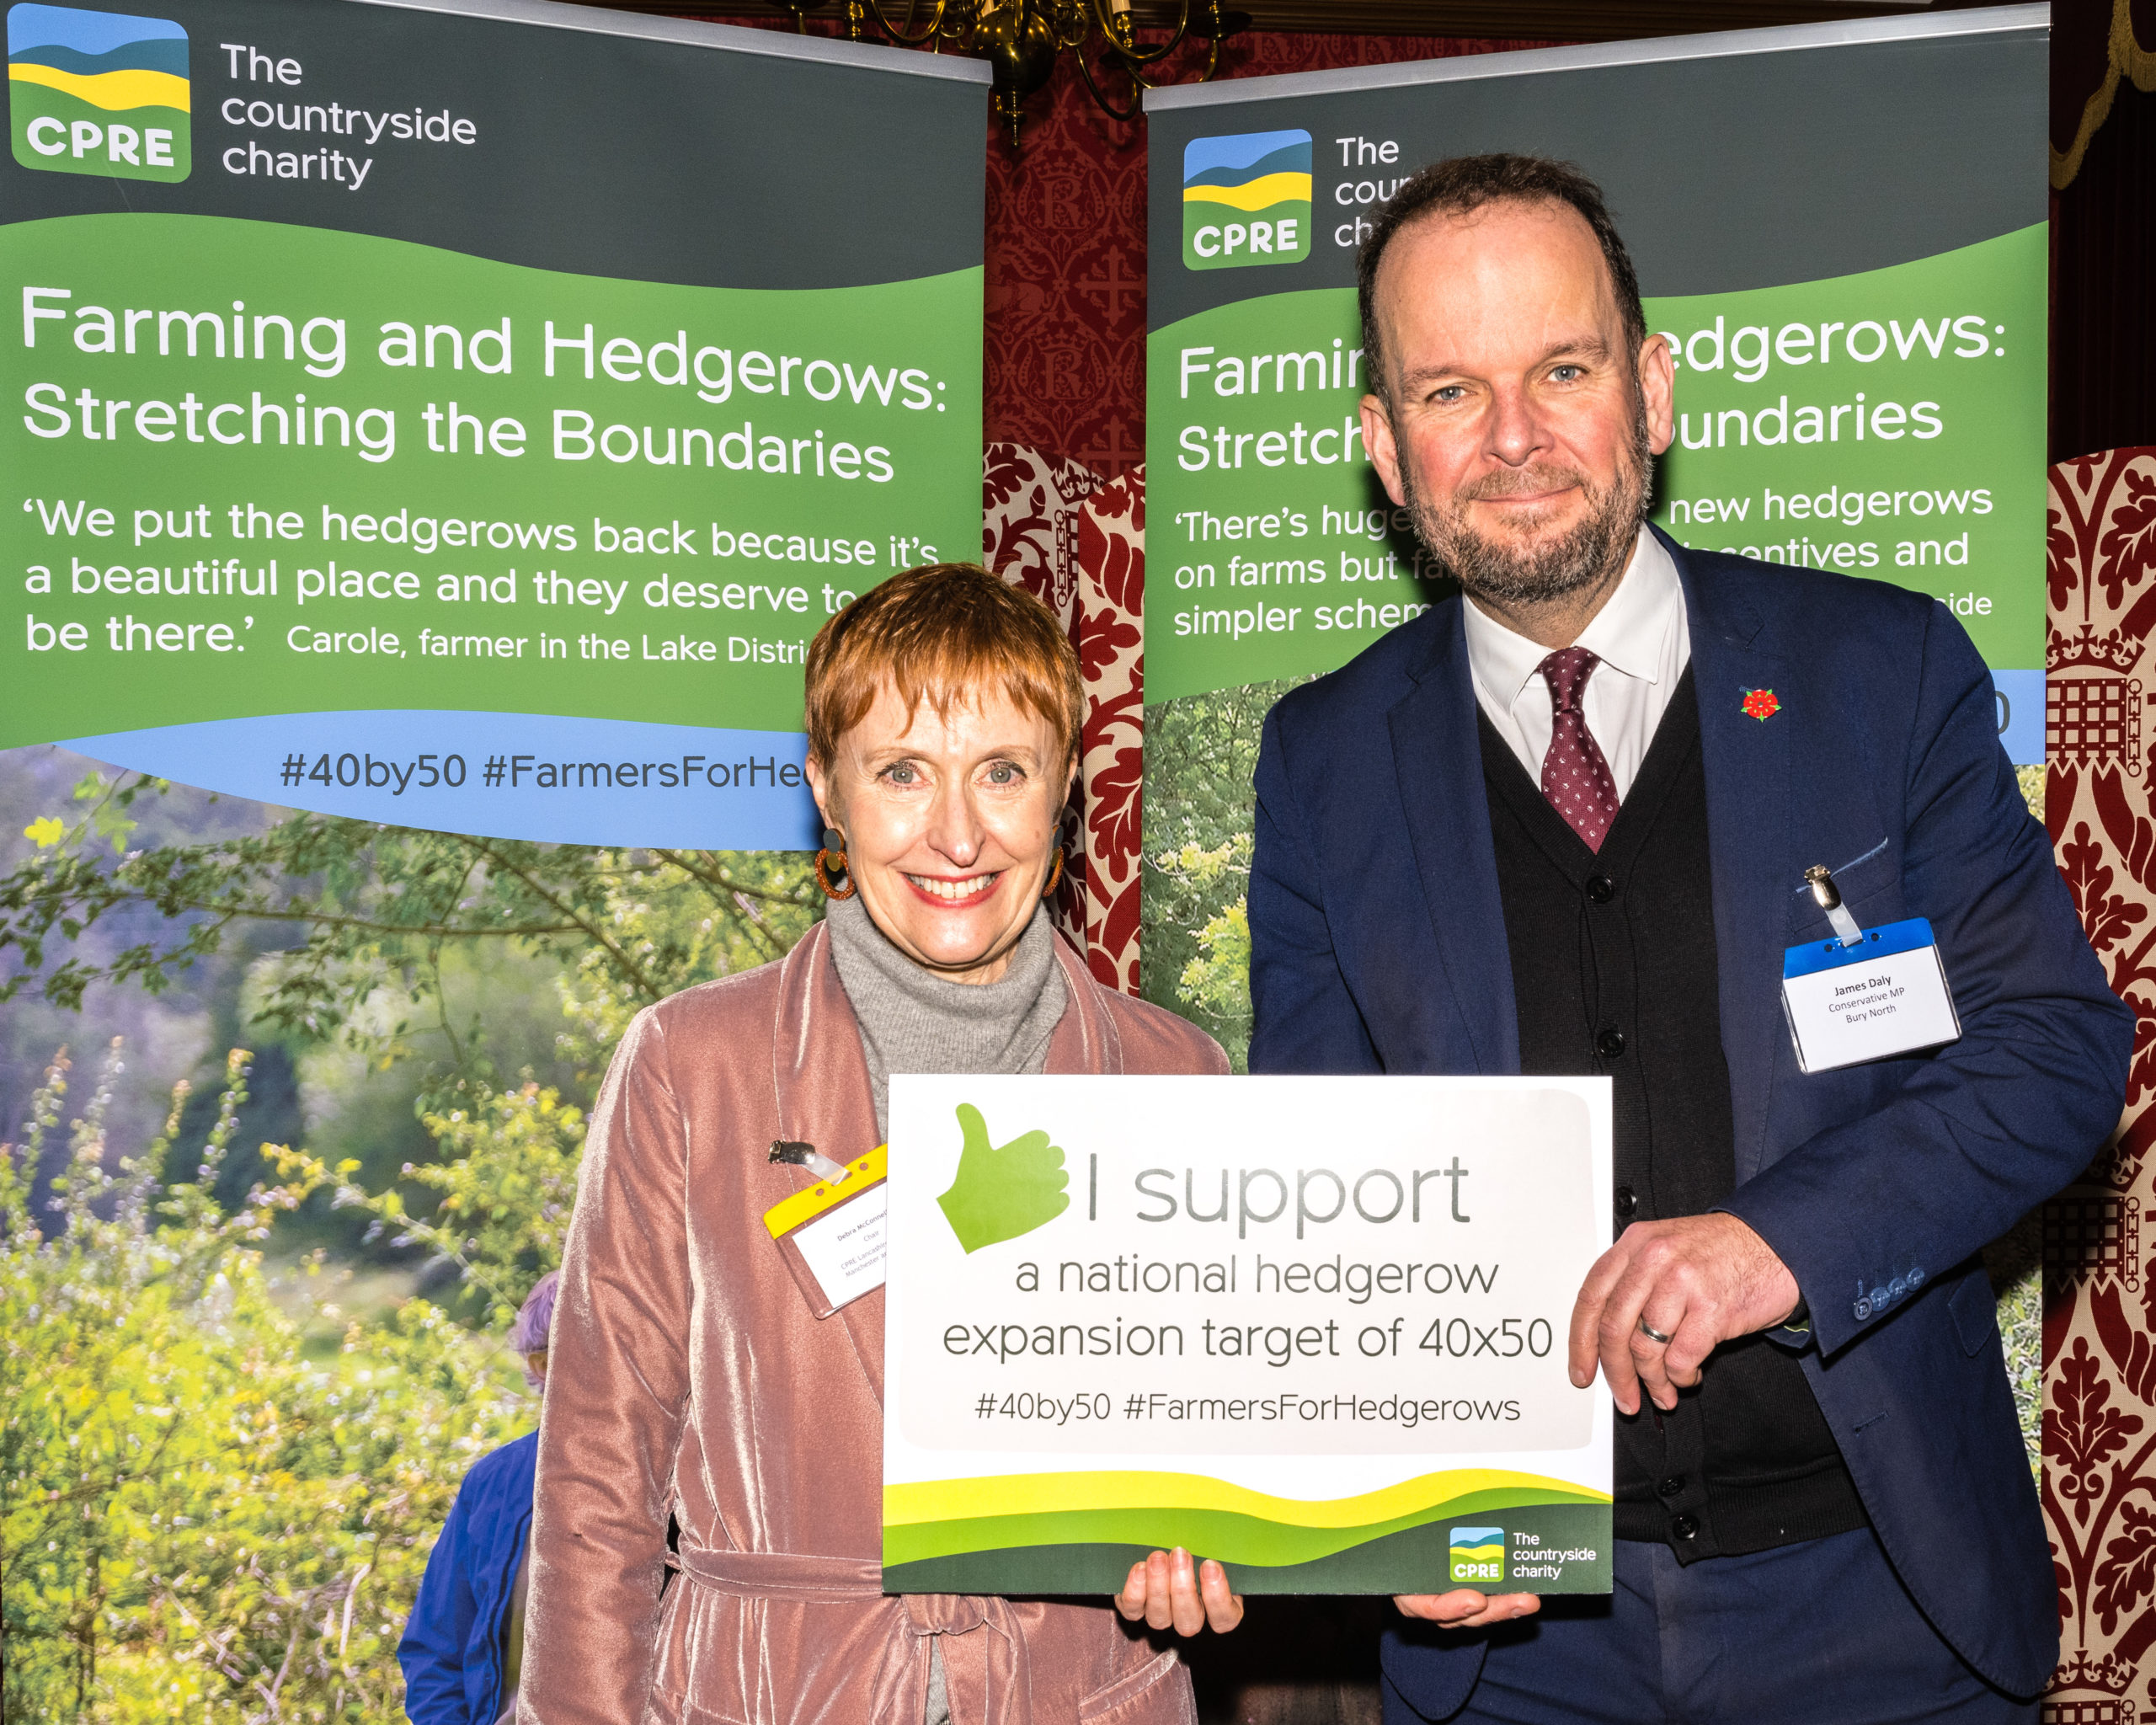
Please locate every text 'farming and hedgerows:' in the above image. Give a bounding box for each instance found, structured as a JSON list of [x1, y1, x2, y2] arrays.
[[21, 288, 949, 476], [3, 213, 981, 744]]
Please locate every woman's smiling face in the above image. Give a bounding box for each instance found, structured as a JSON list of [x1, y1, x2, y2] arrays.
[[807, 680, 1074, 985]]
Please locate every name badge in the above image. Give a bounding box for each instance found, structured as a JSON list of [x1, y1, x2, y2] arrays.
[[1781, 918, 1961, 1073], [765, 1144, 889, 1318]]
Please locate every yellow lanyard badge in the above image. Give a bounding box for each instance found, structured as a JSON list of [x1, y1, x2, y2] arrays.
[[765, 1143, 889, 1319]]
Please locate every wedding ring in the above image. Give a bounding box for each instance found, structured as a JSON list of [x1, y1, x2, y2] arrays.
[[1636, 1316, 1674, 1345]]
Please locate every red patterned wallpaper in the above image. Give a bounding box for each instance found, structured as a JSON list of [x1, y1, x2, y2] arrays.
[[2045, 448, 2156, 1716]]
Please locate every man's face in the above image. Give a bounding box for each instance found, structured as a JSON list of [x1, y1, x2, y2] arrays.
[[1360, 199, 1675, 608]]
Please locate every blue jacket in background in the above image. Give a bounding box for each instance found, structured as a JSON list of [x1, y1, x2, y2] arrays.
[[399, 1429, 536, 1725]]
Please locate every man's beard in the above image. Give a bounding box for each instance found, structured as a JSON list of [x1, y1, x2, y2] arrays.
[[1399, 403, 1655, 608]]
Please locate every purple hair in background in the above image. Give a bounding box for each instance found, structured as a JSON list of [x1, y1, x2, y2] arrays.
[[510, 1270, 560, 1387]]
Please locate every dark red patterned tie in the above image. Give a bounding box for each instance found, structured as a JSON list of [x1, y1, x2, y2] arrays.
[[1539, 647, 1621, 852]]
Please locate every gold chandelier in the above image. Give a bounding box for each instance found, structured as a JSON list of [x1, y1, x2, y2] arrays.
[[766, 0, 1248, 143]]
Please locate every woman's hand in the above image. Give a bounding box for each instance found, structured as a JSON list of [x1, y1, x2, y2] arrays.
[[1393, 1589, 1540, 1630], [1115, 1547, 1244, 1635]]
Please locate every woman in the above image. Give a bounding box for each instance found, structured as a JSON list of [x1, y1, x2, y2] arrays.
[[520, 565, 1242, 1725]]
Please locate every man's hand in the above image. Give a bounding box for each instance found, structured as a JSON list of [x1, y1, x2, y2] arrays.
[[1393, 1590, 1540, 1630], [1569, 1213, 1799, 1415], [1116, 1548, 1243, 1636]]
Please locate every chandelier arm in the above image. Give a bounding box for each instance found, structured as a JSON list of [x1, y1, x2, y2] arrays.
[[860, 0, 950, 47], [1049, 0, 1089, 51], [1157, 4, 1225, 84], [1086, 0, 1190, 67], [1129, 22, 1219, 91], [1073, 36, 1145, 122]]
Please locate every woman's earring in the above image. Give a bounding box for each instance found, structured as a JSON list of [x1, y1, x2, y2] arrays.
[[1043, 847, 1065, 900], [815, 826, 856, 900]]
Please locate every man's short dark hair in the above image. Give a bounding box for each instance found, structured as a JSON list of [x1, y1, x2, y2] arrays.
[[1356, 154, 1647, 398]]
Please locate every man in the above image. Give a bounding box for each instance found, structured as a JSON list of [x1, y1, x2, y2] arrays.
[[1247, 154, 2128, 1722]]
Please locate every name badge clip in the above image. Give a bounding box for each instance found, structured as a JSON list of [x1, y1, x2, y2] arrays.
[[1780, 864, 1961, 1074], [771, 1139, 851, 1183], [1803, 865, 1866, 948]]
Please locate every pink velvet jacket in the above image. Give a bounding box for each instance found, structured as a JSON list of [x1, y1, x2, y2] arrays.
[[520, 921, 1230, 1725]]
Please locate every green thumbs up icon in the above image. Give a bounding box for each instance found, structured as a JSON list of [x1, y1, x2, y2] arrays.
[[936, 1103, 1070, 1253]]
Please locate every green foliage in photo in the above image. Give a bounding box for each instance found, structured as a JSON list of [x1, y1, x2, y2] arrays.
[[3, 768, 822, 1308], [1139, 679, 1309, 1071], [3, 771, 818, 1083], [2, 1042, 526, 1722]]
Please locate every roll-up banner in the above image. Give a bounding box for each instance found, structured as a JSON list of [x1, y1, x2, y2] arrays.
[[1140, 9, 2046, 1048], [6, 0, 986, 846]]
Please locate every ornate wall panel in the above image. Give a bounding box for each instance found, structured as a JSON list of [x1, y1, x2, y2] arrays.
[[983, 445, 1146, 993], [1071, 471, 1148, 992], [2046, 446, 2156, 1717]]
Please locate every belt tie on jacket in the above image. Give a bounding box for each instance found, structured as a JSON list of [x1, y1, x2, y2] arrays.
[[675, 1547, 1031, 1725]]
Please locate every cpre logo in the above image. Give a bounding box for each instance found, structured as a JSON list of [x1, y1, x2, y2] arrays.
[[1182, 128, 1310, 271], [9, 2, 189, 181], [1449, 1525, 1505, 1584]]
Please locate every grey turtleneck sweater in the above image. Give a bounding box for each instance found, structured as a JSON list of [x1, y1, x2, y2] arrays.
[[822, 889, 1069, 1725], [823, 889, 1068, 1140]]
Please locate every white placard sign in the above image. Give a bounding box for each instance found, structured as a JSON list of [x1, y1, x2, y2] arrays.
[[882, 1074, 1613, 1596]]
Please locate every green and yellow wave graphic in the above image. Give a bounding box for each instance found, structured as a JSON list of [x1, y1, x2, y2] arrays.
[[883, 1467, 1608, 1592], [1182, 170, 1312, 215], [8, 61, 187, 112]]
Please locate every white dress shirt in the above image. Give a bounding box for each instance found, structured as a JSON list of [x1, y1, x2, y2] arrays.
[[1462, 527, 1690, 802]]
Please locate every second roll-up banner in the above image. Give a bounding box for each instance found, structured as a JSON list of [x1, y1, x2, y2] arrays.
[[1139, 8, 2047, 1055], [5, 0, 986, 846]]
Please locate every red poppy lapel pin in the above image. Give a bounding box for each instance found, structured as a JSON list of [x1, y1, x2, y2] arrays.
[[1741, 689, 1780, 722]]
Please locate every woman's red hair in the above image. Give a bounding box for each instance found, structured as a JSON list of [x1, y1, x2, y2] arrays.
[[803, 563, 1082, 768]]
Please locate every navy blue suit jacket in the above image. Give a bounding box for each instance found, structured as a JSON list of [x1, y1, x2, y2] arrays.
[[1248, 532, 2129, 1710]]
